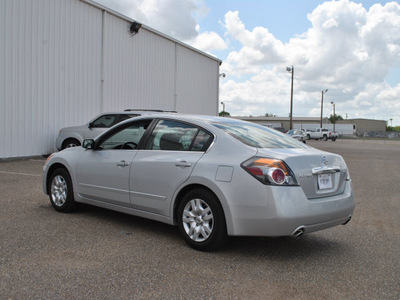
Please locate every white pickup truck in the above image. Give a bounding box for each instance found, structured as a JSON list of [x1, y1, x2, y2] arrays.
[[307, 128, 339, 141]]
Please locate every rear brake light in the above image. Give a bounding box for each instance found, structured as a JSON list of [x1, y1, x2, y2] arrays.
[[269, 168, 285, 184], [241, 157, 298, 186]]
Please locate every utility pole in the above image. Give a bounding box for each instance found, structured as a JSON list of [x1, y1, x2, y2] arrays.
[[331, 101, 336, 132], [320, 89, 328, 128], [286, 66, 294, 130]]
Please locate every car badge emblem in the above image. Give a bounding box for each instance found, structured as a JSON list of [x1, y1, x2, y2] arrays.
[[322, 155, 328, 166]]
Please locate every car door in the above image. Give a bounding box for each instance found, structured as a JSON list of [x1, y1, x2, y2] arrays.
[[129, 119, 213, 215], [76, 119, 152, 207]]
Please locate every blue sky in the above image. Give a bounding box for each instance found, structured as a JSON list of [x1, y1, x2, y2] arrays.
[[200, 0, 395, 41], [96, 0, 400, 126], [200, 0, 328, 42]]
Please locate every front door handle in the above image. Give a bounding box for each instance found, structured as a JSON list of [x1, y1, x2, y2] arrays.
[[175, 161, 192, 168], [117, 160, 130, 167]]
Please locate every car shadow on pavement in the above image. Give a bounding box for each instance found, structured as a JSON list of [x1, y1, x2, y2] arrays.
[[223, 234, 348, 259], [63, 202, 182, 238], [40, 202, 348, 257]]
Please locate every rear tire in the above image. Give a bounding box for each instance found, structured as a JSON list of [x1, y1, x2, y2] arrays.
[[62, 139, 80, 150], [178, 189, 227, 251], [323, 135, 328, 141], [48, 168, 77, 213]]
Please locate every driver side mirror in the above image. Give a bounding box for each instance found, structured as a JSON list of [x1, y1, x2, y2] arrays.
[[83, 139, 95, 150]]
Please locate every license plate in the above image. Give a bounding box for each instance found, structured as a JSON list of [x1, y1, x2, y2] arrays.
[[318, 174, 333, 190]]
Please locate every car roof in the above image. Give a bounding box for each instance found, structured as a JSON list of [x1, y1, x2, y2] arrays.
[[98, 110, 177, 115], [119, 113, 263, 128], [124, 109, 177, 113]]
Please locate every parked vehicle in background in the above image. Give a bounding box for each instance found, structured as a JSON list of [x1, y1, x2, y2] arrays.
[[55, 110, 175, 150], [44, 114, 355, 251], [300, 129, 311, 140], [286, 129, 307, 143], [307, 128, 339, 141]]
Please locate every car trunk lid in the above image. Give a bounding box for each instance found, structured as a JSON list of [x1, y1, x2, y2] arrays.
[[257, 148, 349, 199]]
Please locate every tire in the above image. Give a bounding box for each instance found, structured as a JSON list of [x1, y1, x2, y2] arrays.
[[178, 189, 227, 251], [62, 139, 80, 150], [48, 168, 77, 213], [323, 135, 328, 141], [307, 134, 311, 140], [332, 137, 336, 141]]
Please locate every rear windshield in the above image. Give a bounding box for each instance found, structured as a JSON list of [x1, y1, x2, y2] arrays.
[[213, 122, 308, 149]]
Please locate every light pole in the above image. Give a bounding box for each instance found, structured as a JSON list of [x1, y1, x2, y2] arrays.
[[330, 101, 336, 132], [320, 89, 328, 128], [221, 101, 225, 117], [286, 65, 294, 130]]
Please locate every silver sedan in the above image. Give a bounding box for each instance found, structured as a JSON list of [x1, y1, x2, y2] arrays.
[[43, 114, 355, 251]]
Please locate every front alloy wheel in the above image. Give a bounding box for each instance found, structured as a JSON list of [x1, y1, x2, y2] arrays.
[[178, 189, 227, 251], [49, 168, 77, 212], [62, 139, 80, 150], [51, 175, 68, 207]]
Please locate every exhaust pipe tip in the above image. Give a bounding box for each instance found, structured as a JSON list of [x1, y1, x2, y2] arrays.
[[292, 226, 305, 239], [342, 215, 352, 225]]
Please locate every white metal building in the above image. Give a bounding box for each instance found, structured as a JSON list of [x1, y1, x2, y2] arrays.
[[0, 0, 222, 159]]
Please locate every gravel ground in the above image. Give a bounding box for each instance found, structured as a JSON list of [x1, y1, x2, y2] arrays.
[[0, 139, 399, 299]]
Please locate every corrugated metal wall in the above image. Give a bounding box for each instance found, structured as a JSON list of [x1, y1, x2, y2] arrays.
[[176, 45, 220, 114], [0, 0, 221, 159], [102, 13, 176, 111]]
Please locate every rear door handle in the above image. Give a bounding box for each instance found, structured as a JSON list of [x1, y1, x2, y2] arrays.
[[175, 161, 192, 168], [117, 160, 130, 167]]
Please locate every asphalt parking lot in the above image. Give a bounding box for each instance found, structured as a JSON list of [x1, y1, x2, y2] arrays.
[[1, 139, 399, 299]]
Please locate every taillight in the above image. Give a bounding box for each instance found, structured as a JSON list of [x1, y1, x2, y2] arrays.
[[269, 168, 285, 184], [241, 157, 298, 186]]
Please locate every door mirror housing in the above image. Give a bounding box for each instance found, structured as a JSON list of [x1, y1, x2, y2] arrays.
[[83, 139, 95, 149]]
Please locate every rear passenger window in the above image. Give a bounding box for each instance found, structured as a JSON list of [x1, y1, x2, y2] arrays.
[[146, 120, 212, 152], [192, 130, 212, 151]]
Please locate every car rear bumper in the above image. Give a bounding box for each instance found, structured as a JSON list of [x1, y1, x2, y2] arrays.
[[227, 181, 355, 237]]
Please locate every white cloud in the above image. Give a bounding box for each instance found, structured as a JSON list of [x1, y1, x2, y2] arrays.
[[187, 31, 227, 53], [224, 11, 285, 68]]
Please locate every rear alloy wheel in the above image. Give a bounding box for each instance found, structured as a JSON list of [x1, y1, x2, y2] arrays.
[[178, 189, 227, 251], [62, 139, 80, 149], [49, 168, 77, 212]]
